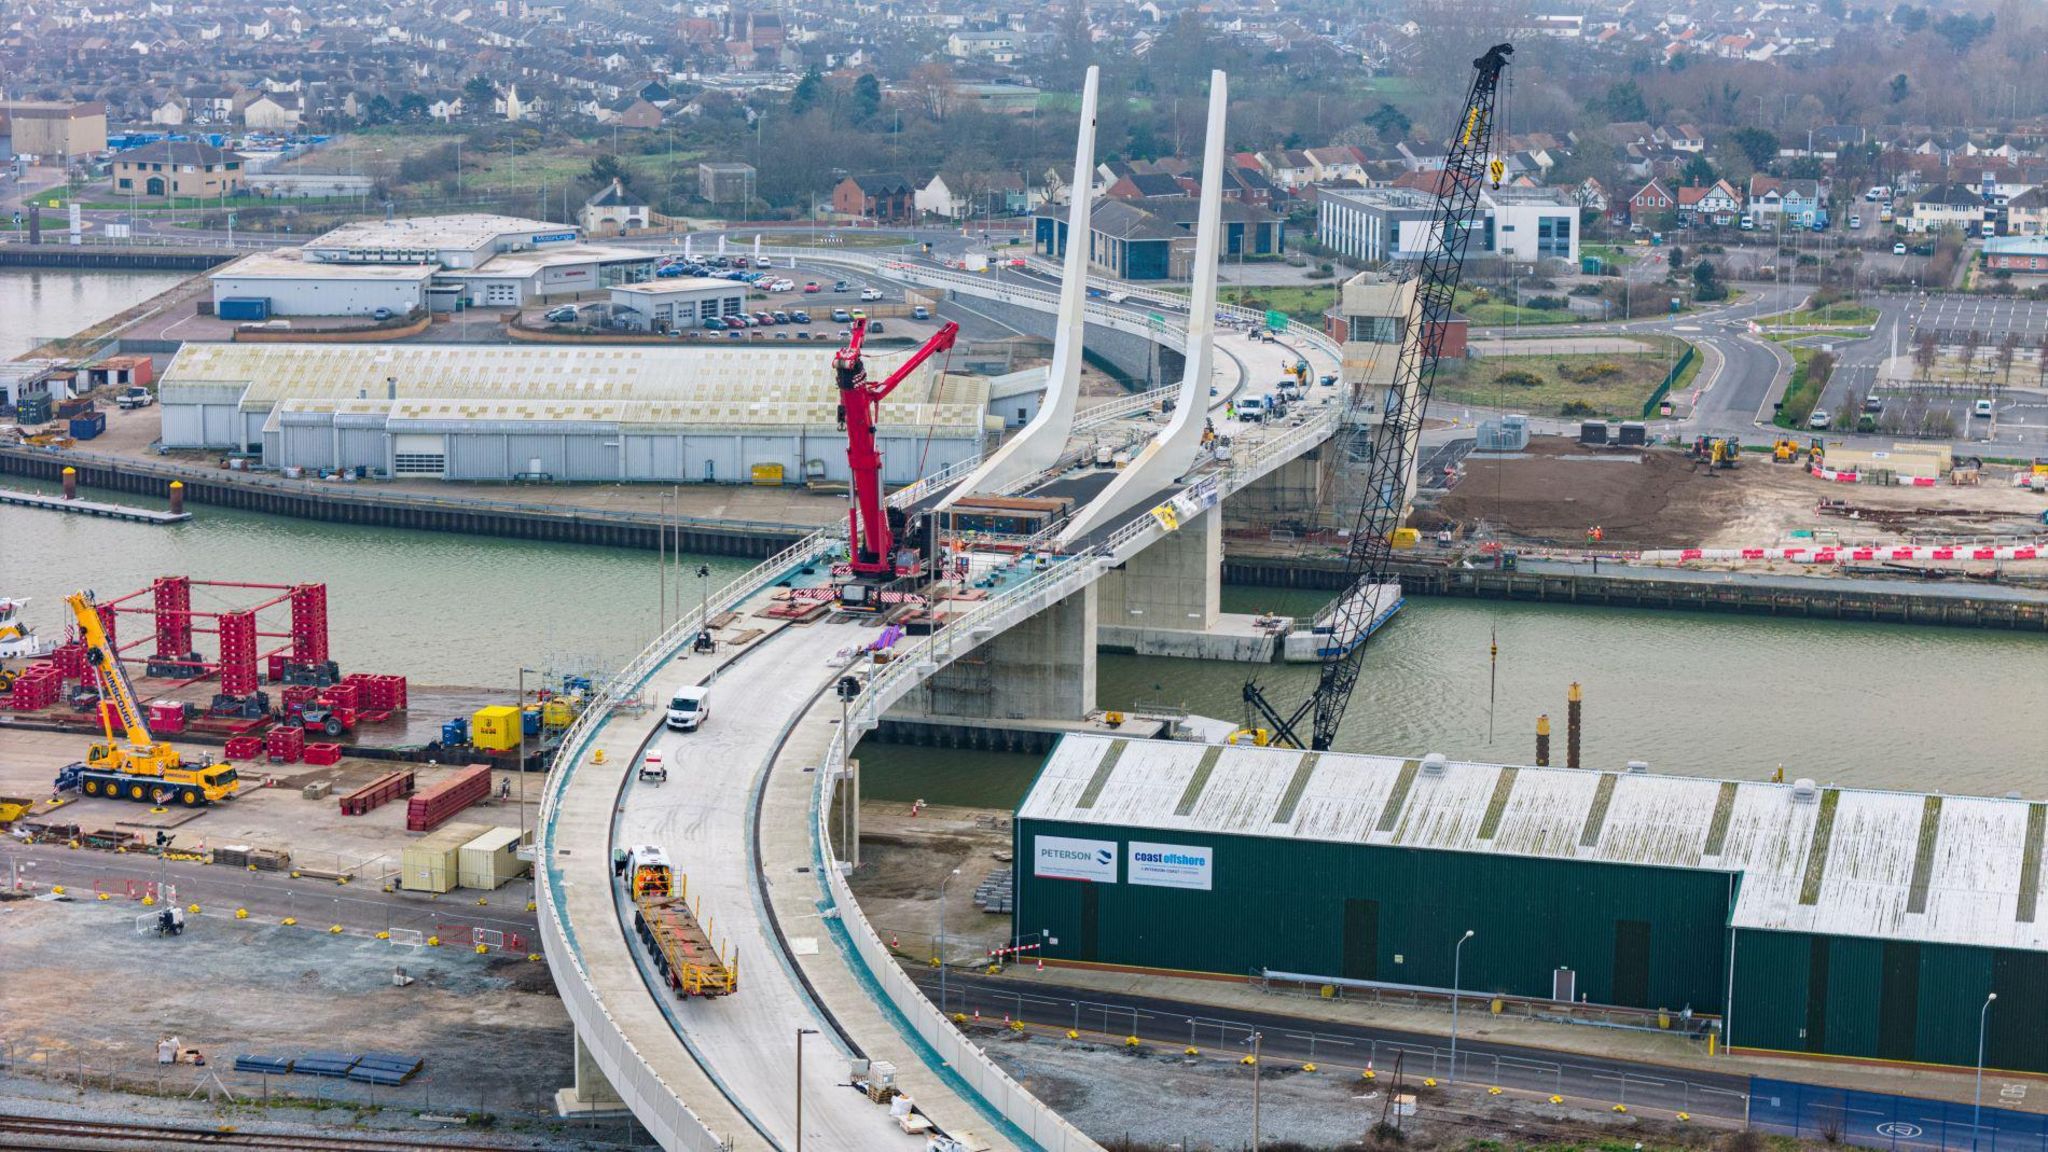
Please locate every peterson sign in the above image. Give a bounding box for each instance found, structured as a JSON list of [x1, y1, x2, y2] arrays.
[[1033, 835, 1118, 883]]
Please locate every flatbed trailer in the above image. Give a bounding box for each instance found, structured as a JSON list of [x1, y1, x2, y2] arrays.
[[634, 892, 738, 997]]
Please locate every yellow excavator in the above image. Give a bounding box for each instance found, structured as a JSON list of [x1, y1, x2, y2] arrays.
[[56, 591, 240, 805]]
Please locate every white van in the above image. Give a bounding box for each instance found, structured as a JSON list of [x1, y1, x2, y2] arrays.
[[665, 686, 710, 731], [1974, 398, 1995, 419], [1739, 214, 1754, 231], [1235, 396, 1268, 422]]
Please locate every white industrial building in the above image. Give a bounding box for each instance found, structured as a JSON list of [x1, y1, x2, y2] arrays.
[[211, 250, 436, 318], [210, 214, 661, 316], [608, 278, 749, 331], [156, 342, 995, 485]]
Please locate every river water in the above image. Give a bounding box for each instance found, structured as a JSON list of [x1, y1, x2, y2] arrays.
[[0, 268, 192, 357], [5, 271, 2042, 803]]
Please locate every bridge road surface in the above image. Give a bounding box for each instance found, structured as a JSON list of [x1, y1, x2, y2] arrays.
[[614, 608, 1008, 1151]]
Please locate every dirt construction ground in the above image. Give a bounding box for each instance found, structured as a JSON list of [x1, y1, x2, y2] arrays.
[[1434, 438, 2048, 550]]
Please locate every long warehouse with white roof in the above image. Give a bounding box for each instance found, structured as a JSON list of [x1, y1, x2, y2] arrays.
[[1016, 733, 2048, 1074], [156, 342, 995, 485]]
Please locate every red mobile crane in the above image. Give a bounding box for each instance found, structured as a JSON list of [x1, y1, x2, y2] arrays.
[[833, 316, 960, 601]]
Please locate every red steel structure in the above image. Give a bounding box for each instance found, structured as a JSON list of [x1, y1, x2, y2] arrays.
[[89, 578, 332, 696], [831, 317, 959, 577]]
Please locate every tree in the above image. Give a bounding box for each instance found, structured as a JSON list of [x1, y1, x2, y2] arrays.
[[908, 60, 956, 122], [1364, 102, 1411, 140], [1933, 13, 1993, 53], [851, 73, 882, 124], [1914, 332, 1938, 381], [587, 154, 629, 190], [463, 75, 496, 113], [1680, 153, 1717, 188], [2037, 332, 2048, 389], [1892, 5, 1928, 33], [1667, 245, 1686, 270], [1730, 127, 1779, 169], [1693, 258, 1728, 301], [1888, 73, 1910, 104], [1602, 79, 1648, 121], [1959, 328, 1981, 379], [396, 93, 430, 120], [790, 67, 825, 116], [1054, 0, 1092, 81], [1996, 332, 2019, 392]]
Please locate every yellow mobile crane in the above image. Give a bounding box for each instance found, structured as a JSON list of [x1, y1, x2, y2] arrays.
[[58, 591, 240, 805]]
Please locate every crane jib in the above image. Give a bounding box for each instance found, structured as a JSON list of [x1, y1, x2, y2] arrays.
[[1243, 42, 1513, 752]]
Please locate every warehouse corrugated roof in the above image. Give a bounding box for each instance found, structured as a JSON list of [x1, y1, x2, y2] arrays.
[[1021, 734, 2048, 952], [166, 342, 986, 433]]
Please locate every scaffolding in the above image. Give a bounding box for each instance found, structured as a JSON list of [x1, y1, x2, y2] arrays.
[[87, 577, 333, 712]]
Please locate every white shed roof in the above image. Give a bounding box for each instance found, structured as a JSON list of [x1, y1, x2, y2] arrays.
[[1021, 735, 2048, 952]]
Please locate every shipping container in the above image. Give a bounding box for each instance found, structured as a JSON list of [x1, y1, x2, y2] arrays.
[[16, 394, 53, 424], [458, 826, 528, 889], [405, 763, 492, 832], [400, 822, 491, 893], [67, 411, 105, 440], [217, 297, 271, 322], [470, 705, 522, 751]]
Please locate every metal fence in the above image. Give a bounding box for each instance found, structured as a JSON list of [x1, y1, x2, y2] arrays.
[[1642, 344, 1698, 418], [1750, 1076, 2048, 1152]]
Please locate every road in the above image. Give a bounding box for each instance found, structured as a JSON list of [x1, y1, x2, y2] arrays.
[[913, 969, 1751, 1123]]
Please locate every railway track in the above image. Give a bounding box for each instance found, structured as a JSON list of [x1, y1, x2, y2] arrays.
[[0, 1113, 524, 1151]]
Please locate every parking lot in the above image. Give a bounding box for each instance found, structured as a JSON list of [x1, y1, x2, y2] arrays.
[[1907, 295, 2048, 343]]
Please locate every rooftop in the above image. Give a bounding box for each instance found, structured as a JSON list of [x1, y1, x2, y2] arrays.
[[217, 250, 438, 281], [452, 243, 653, 277], [1020, 734, 2048, 952], [160, 342, 989, 433], [609, 276, 743, 297], [306, 214, 574, 255]]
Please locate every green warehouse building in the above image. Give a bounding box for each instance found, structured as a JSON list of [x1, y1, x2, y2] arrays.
[[1014, 734, 2048, 1074]]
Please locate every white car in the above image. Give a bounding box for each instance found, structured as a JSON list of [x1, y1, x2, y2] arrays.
[[859, 287, 884, 302], [1808, 409, 1832, 430], [770, 279, 795, 292], [1893, 242, 1907, 255]]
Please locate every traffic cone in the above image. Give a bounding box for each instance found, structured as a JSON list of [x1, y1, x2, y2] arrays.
[[1036, 956, 1044, 972], [889, 933, 899, 949]]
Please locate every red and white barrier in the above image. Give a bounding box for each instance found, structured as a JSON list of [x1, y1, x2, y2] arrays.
[[1638, 543, 2046, 564], [1809, 464, 1939, 487]]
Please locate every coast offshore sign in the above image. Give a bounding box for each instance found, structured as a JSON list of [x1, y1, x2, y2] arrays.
[[1033, 835, 1117, 883], [1129, 841, 1213, 890]]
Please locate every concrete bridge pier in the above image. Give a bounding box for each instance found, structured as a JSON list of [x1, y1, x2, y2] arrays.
[[554, 1032, 629, 1118], [920, 583, 1098, 721], [1096, 506, 1285, 662]]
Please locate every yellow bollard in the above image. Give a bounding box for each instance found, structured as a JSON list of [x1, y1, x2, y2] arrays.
[[1362, 1070, 1377, 1081], [1549, 1095, 1564, 1105], [1066, 1030, 1079, 1041], [281, 917, 297, 926], [235, 907, 249, 919], [328, 924, 343, 935], [1184, 1047, 1199, 1057], [1124, 1036, 1140, 1048], [1677, 1112, 1691, 1122], [376, 931, 391, 940], [1612, 1104, 1628, 1114], [187, 904, 200, 914], [97, 892, 111, 901], [1423, 1078, 1437, 1088], [1302, 1063, 1317, 1073], [141, 895, 154, 907], [593, 749, 607, 764], [528, 953, 542, 962], [476, 944, 489, 954], [426, 935, 441, 947], [1488, 1086, 1503, 1096]]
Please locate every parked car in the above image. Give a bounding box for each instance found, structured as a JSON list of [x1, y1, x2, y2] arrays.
[[860, 287, 883, 301], [833, 280, 850, 292], [868, 320, 885, 334], [803, 282, 822, 293], [831, 308, 853, 322], [791, 310, 811, 324], [772, 310, 790, 324], [1808, 408, 1832, 430], [1894, 242, 1908, 255], [1975, 398, 1995, 418], [754, 311, 775, 325], [850, 309, 866, 321], [911, 305, 931, 320], [724, 316, 748, 330], [1849, 215, 1862, 229], [116, 386, 154, 410], [732, 256, 750, 269], [703, 317, 726, 330]]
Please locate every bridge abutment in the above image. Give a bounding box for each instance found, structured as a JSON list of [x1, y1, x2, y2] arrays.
[[553, 1031, 630, 1118]]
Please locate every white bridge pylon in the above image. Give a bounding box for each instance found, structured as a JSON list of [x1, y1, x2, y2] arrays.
[[934, 66, 1101, 510], [1057, 69, 1229, 545]]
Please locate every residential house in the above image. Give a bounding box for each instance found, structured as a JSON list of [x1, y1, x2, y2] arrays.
[[151, 96, 188, 125], [1304, 146, 1366, 185], [2005, 186, 2048, 237], [1906, 184, 1988, 235], [426, 93, 463, 122], [1104, 172, 1188, 201], [1748, 175, 1825, 229], [1676, 179, 1742, 227], [601, 98, 662, 129], [1573, 177, 1610, 214], [1256, 149, 1316, 190], [113, 138, 244, 199], [1627, 178, 1674, 223], [579, 178, 650, 234], [832, 172, 916, 222], [242, 92, 301, 130], [944, 30, 1016, 62]]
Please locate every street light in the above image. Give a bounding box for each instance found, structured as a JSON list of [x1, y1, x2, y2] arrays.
[[1449, 929, 1475, 1084], [1247, 1029, 1264, 1152], [937, 867, 962, 1014], [795, 1026, 819, 1152], [1975, 992, 1997, 1150]]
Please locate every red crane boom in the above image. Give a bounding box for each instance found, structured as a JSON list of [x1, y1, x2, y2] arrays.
[[833, 316, 960, 578]]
